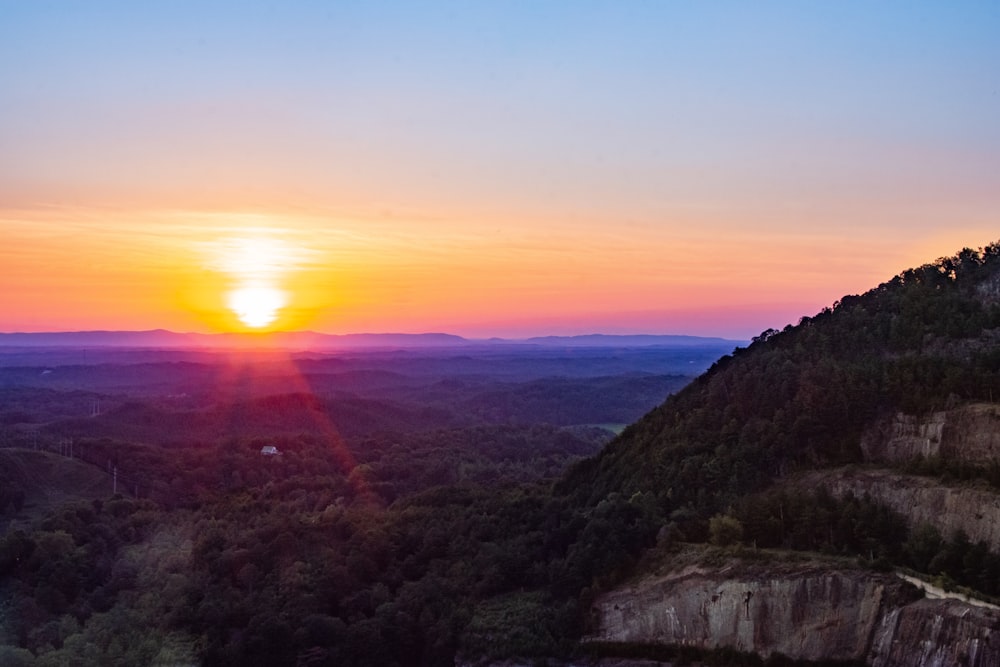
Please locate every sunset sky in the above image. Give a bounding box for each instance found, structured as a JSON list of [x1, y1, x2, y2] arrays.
[[2, 2, 998, 339]]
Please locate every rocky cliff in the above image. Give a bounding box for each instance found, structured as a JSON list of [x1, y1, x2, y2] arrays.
[[869, 598, 1000, 667], [803, 468, 1000, 550], [587, 562, 1000, 666], [860, 403, 1000, 464]]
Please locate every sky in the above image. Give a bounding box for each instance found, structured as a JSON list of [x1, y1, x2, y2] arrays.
[[2, 1, 998, 339]]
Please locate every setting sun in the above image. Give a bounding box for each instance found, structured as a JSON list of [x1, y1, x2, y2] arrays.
[[227, 284, 286, 328], [1, 2, 996, 342], [198, 227, 314, 330]]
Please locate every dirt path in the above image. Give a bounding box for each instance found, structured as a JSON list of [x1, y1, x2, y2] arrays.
[[897, 572, 1000, 611]]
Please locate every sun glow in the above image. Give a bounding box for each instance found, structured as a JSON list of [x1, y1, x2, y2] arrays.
[[200, 227, 314, 330], [227, 284, 287, 328]]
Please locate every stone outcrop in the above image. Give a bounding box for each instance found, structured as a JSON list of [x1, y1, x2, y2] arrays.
[[587, 563, 1000, 666], [583, 402, 1000, 665], [805, 468, 1000, 550], [869, 599, 1000, 667], [860, 403, 1000, 464]]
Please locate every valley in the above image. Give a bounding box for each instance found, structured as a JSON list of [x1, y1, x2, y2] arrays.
[[0, 339, 725, 666]]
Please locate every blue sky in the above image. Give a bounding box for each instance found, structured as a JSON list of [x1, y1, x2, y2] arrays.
[[2, 2, 998, 336]]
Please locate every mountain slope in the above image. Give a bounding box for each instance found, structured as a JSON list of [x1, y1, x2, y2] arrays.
[[555, 241, 1000, 665], [560, 241, 1000, 517]]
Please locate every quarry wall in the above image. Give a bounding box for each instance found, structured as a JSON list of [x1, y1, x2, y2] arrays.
[[588, 564, 1000, 666], [805, 468, 1000, 551], [860, 403, 1000, 464]]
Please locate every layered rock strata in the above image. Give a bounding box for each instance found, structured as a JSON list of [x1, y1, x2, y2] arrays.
[[805, 468, 1000, 550], [860, 403, 1000, 464], [588, 564, 1000, 666]]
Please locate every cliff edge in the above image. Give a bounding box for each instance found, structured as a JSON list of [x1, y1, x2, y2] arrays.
[[587, 561, 1000, 666]]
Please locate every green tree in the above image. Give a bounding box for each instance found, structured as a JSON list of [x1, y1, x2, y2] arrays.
[[708, 514, 743, 547]]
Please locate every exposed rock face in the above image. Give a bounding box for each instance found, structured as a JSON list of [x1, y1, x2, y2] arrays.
[[860, 403, 1000, 464], [585, 401, 1000, 665], [588, 564, 1000, 666], [806, 468, 1000, 550], [869, 599, 1000, 667], [589, 565, 913, 663]]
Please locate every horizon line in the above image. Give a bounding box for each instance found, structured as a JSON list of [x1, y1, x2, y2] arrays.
[[0, 329, 749, 350]]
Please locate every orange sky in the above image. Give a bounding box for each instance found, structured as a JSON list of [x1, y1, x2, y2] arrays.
[[1, 205, 994, 339], [2, 4, 997, 339]]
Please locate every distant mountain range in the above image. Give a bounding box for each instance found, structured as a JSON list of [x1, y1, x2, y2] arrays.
[[521, 333, 739, 348], [0, 329, 745, 350]]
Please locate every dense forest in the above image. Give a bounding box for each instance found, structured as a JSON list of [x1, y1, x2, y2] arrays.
[[1, 429, 648, 666], [0, 347, 693, 666], [4, 242, 1000, 665], [563, 243, 1000, 507], [560, 241, 1000, 605]]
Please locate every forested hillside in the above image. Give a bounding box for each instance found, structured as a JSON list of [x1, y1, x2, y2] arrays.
[[558, 241, 1000, 664], [563, 242, 1000, 515]]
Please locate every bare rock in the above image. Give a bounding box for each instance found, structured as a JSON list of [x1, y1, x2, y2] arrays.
[[807, 468, 1000, 550], [861, 404, 1000, 464], [587, 563, 1000, 666]]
